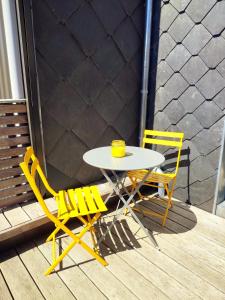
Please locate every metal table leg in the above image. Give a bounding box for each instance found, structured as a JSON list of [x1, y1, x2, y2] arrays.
[[98, 168, 159, 248]]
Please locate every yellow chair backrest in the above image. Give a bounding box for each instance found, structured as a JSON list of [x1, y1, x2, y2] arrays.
[[143, 130, 184, 175], [20, 147, 58, 219]]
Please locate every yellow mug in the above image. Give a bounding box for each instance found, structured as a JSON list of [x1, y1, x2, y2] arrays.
[[111, 140, 126, 158]]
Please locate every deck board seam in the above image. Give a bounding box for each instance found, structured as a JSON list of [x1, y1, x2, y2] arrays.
[[133, 216, 225, 296], [34, 237, 112, 300], [141, 226, 225, 296], [16, 242, 77, 300], [14, 247, 47, 300], [99, 222, 200, 300], [33, 241, 78, 300], [138, 202, 225, 282], [33, 238, 102, 300], [100, 241, 172, 300], [58, 235, 169, 300], [0, 269, 14, 300], [141, 201, 225, 259], [53, 234, 144, 300], [108, 214, 225, 299], [71, 248, 141, 300], [144, 200, 225, 250]]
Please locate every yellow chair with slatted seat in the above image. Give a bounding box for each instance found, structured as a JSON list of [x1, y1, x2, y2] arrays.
[[20, 147, 108, 275], [128, 130, 184, 226]]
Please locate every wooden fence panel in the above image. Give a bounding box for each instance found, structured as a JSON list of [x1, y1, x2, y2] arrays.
[[0, 102, 34, 208]]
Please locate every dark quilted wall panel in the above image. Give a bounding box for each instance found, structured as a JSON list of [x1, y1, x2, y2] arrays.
[[32, 0, 145, 190], [151, 0, 225, 211]]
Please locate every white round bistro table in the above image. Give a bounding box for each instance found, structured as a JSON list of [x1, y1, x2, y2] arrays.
[[83, 146, 165, 248]]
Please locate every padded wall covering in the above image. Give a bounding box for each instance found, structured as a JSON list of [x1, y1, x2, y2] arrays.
[[32, 0, 145, 190]]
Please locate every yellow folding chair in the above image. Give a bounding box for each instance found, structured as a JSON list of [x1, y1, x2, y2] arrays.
[[128, 130, 184, 226], [20, 147, 108, 275]]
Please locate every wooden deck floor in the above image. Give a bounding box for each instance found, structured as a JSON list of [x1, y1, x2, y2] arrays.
[[1, 197, 225, 300]]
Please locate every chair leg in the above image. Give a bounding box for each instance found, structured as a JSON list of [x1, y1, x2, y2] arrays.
[[79, 239, 108, 266], [129, 176, 144, 200], [125, 177, 143, 216], [52, 234, 56, 262], [45, 239, 77, 276], [46, 217, 70, 242], [68, 215, 108, 267], [162, 180, 176, 226], [162, 200, 170, 227], [169, 178, 176, 208], [87, 215, 98, 250], [72, 214, 108, 266], [45, 213, 108, 275]]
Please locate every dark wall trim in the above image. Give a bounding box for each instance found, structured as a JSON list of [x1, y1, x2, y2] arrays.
[[17, 0, 46, 173]]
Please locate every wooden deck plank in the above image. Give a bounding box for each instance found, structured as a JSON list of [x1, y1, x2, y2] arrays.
[[102, 218, 225, 299], [3, 204, 30, 226], [21, 200, 44, 219], [82, 232, 169, 300], [137, 204, 225, 275], [35, 237, 107, 300], [67, 223, 197, 300], [171, 202, 225, 242], [45, 197, 57, 212], [139, 217, 225, 295], [142, 199, 225, 250], [2, 186, 225, 300], [0, 213, 11, 231], [0, 270, 13, 300], [109, 215, 225, 300], [16, 241, 75, 300], [146, 199, 225, 257], [61, 236, 139, 300], [106, 236, 198, 300], [172, 198, 225, 227], [196, 200, 213, 213], [0, 198, 57, 246], [0, 249, 44, 299]]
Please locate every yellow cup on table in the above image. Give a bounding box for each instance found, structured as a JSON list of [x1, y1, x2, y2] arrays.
[[111, 140, 126, 158]]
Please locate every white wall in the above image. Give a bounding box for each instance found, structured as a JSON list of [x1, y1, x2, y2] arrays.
[[0, 0, 24, 99]]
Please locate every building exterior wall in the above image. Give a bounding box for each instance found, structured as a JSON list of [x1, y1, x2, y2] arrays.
[[32, 0, 145, 190], [152, 0, 225, 210]]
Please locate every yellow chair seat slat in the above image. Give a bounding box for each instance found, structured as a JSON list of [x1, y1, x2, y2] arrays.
[[57, 190, 69, 218], [75, 188, 89, 215], [83, 186, 98, 213], [67, 188, 79, 214], [56, 186, 107, 219], [128, 170, 176, 184], [90, 185, 108, 212]]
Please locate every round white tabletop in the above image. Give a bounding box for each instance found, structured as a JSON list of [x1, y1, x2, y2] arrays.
[[83, 146, 165, 171]]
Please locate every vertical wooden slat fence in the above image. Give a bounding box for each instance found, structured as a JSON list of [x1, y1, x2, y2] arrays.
[[0, 102, 33, 208]]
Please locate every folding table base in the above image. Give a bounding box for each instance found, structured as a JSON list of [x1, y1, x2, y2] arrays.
[[98, 169, 159, 249]]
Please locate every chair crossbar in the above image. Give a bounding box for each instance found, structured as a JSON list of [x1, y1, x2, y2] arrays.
[[143, 137, 182, 148], [144, 129, 184, 138]]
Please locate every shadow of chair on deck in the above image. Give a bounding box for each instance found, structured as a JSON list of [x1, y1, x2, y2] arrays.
[[0, 200, 197, 276]]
